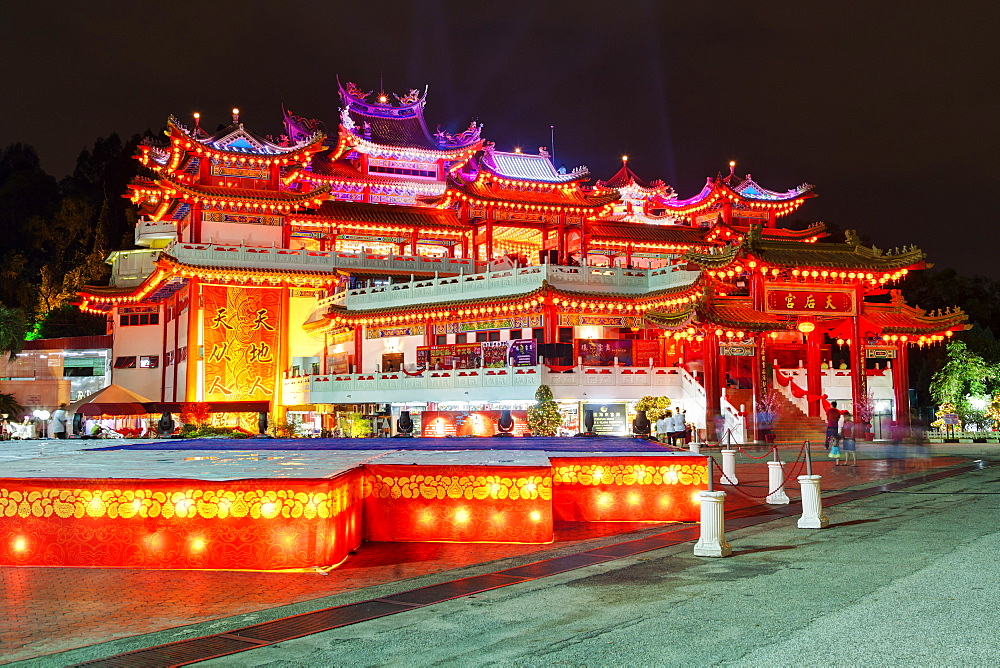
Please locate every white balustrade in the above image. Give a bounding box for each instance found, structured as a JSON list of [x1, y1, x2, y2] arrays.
[[282, 364, 701, 406]]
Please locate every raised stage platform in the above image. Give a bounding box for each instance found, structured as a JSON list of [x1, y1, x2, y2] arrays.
[[0, 438, 707, 571]]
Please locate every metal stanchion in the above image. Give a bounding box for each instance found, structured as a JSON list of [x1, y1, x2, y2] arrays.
[[694, 457, 732, 557], [765, 447, 790, 505]]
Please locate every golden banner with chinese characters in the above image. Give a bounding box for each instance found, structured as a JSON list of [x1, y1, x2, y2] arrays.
[[202, 285, 281, 402], [764, 286, 856, 316]]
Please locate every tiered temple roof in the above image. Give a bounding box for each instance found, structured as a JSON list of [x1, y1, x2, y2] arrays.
[[648, 166, 816, 221]]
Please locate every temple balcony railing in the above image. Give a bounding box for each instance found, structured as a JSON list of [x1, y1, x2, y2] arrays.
[[168, 242, 486, 278], [328, 264, 701, 311], [107, 249, 161, 288], [134, 218, 177, 248], [281, 364, 711, 425]]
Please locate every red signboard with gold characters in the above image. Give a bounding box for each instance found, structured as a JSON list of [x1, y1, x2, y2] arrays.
[[764, 286, 856, 316], [202, 285, 281, 402]]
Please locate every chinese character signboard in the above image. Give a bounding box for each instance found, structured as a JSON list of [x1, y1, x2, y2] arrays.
[[508, 339, 537, 367], [581, 403, 628, 436], [577, 339, 633, 366], [764, 286, 856, 316], [482, 341, 508, 368], [633, 340, 660, 366], [719, 342, 756, 356], [202, 285, 280, 402]]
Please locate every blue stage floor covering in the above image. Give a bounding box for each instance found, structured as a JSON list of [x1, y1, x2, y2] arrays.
[[87, 436, 672, 453]]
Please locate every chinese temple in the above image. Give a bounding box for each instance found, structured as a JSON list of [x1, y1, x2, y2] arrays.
[[78, 81, 967, 440]]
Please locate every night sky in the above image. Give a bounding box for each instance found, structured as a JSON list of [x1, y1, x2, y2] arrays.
[[3, 1, 997, 277]]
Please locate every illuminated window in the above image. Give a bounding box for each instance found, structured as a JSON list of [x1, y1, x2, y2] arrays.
[[139, 356, 159, 369]]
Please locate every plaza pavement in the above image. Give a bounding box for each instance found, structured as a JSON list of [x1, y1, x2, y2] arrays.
[[2, 442, 997, 666]]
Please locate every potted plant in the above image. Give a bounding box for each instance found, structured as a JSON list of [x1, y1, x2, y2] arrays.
[[527, 385, 562, 436]]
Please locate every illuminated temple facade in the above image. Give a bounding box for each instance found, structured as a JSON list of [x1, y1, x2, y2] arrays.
[[79, 81, 967, 439]]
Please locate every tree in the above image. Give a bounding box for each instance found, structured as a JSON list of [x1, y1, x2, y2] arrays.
[[527, 384, 563, 436], [930, 340, 999, 404], [0, 392, 24, 418], [930, 340, 1000, 425], [635, 395, 671, 422], [0, 305, 27, 360]]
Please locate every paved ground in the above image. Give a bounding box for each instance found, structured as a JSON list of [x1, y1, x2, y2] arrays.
[[2, 442, 995, 666], [196, 461, 999, 668]]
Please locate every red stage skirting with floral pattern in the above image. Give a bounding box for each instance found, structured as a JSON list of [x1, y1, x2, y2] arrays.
[[551, 457, 707, 522], [0, 455, 706, 570]]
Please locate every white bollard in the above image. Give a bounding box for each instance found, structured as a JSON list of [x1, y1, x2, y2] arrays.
[[797, 474, 830, 528], [765, 460, 790, 504], [689, 442, 701, 454], [693, 490, 732, 557], [720, 449, 738, 485]]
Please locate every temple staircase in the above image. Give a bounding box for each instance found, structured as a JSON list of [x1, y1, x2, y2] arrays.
[[771, 392, 827, 447]]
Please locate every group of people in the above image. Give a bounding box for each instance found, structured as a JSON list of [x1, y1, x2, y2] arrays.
[[655, 410, 688, 446], [824, 401, 859, 466]]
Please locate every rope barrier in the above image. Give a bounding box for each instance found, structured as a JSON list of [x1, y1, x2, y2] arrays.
[[713, 440, 809, 501], [736, 444, 778, 460]]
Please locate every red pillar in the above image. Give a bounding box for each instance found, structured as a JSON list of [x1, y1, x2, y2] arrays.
[[410, 228, 419, 256], [557, 217, 565, 265], [894, 342, 910, 425], [353, 325, 364, 374], [184, 277, 200, 402], [544, 302, 557, 345], [485, 219, 494, 261], [704, 331, 721, 438], [805, 328, 822, 417], [850, 314, 868, 423]]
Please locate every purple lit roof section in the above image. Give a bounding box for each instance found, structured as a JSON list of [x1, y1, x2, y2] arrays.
[[484, 151, 584, 183]]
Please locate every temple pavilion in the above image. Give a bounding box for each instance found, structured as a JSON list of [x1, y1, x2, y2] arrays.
[[78, 80, 966, 439]]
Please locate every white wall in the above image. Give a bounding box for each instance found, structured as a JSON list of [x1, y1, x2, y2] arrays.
[[360, 333, 423, 373], [111, 307, 165, 401], [201, 221, 281, 247]]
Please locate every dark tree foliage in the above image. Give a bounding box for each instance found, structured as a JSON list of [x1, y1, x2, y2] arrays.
[[0, 134, 144, 333], [36, 303, 107, 339], [902, 268, 1000, 342], [0, 144, 60, 251]]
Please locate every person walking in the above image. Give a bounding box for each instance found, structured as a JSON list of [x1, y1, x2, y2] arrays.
[[840, 412, 857, 466], [50, 403, 69, 440], [824, 401, 842, 450], [757, 407, 774, 445], [656, 412, 671, 443], [669, 410, 685, 446]]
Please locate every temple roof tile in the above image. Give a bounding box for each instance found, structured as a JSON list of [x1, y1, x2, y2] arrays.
[[477, 150, 585, 184], [163, 178, 330, 206]]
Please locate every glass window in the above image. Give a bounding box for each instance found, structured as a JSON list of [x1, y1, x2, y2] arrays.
[[120, 312, 159, 326], [113, 356, 137, 369], [436, 335, 448, 345], [139, 355, 159, 368], [488, 330, 501, 341], [456, 333, 467, 344], [475, 332, 488, 343]]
